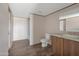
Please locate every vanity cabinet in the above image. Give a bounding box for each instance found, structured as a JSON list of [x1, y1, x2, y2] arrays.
[[51, 36, 63, 56], [63, 39, 73, 56], [51, 36, 79, 56], [72, 41, 79, 56], [63, 40, 79, 56]]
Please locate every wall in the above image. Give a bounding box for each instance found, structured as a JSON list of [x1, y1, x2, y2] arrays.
[[29, 15, 34, 45], [13, 17, 29, 41], [45, 13, 60, 34], [30, 14, 45, 45], [45, 4, 79, 34], [8, 11, 13, 48], [0, 4, 9, 56]]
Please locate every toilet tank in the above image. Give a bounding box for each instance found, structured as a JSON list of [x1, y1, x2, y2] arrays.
[[45, 33, 51, 39]]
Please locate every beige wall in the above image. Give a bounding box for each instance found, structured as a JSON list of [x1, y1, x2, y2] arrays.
[[45, 4, 79, 34], [0, 4, 9, 56], [30, 14, 45, 45], [45, 13, 60, 34]]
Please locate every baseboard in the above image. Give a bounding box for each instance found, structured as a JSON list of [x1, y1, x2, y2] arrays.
[[31, 42, 41, 46], [13, 39, 29, 41], [0, 52, 8, 56]]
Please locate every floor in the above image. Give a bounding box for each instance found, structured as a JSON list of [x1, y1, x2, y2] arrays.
[[9, 39, 53, 56]]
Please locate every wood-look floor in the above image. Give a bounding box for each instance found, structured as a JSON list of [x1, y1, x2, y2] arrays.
[[9, 39, 53, 56]]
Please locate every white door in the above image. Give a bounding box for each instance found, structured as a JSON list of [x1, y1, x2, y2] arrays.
[[13, 17, 29, 41]]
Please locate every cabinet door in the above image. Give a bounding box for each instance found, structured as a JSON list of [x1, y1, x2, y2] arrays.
[[51, 36, 63, 56], [56, 37, 64, 56], [63, 39, 73, 56], [51, 36, 57, 55], [72, 41, 79, 56]]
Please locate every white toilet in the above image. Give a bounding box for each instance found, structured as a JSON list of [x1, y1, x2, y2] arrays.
[[40, 33, 51, 47]]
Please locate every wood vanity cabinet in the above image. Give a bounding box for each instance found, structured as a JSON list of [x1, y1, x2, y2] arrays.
[[51, 36, 79, 56], [63, 40, 79, 56], [72, 41, 79, 56], [63, 39, 73, 56], [51, 36, 63, 56]]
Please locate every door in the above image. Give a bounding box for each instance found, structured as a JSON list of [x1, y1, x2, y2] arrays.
[[63, 39, 73, 56], [72, 41, 79, 56], [51, 36, 64, 56], [13, 17, 29, 41], [55, 37, 63, 56], [51, 36, 57, 55]]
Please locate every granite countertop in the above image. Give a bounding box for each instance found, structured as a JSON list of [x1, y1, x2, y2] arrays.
[[51, 33, 79, 42]]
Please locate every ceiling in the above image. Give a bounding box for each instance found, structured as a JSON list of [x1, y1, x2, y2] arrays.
[[9, 3, 73, 18]]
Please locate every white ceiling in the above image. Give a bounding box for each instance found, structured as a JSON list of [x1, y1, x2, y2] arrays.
[[9, 3, 73, 18]]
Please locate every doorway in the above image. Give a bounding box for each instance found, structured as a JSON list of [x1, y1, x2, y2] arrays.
[[13, 17, 29, 41]]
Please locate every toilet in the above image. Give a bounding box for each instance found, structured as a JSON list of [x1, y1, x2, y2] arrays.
[[40, 33, 51, 47]]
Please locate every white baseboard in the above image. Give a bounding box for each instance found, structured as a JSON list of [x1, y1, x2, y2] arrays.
[[0, 52, 8, 56], [13, 39, 29, 41]]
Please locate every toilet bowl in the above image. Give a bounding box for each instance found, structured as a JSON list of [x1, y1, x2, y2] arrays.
[[40, 33, 51, 47], [41, 39, 48, 47]]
